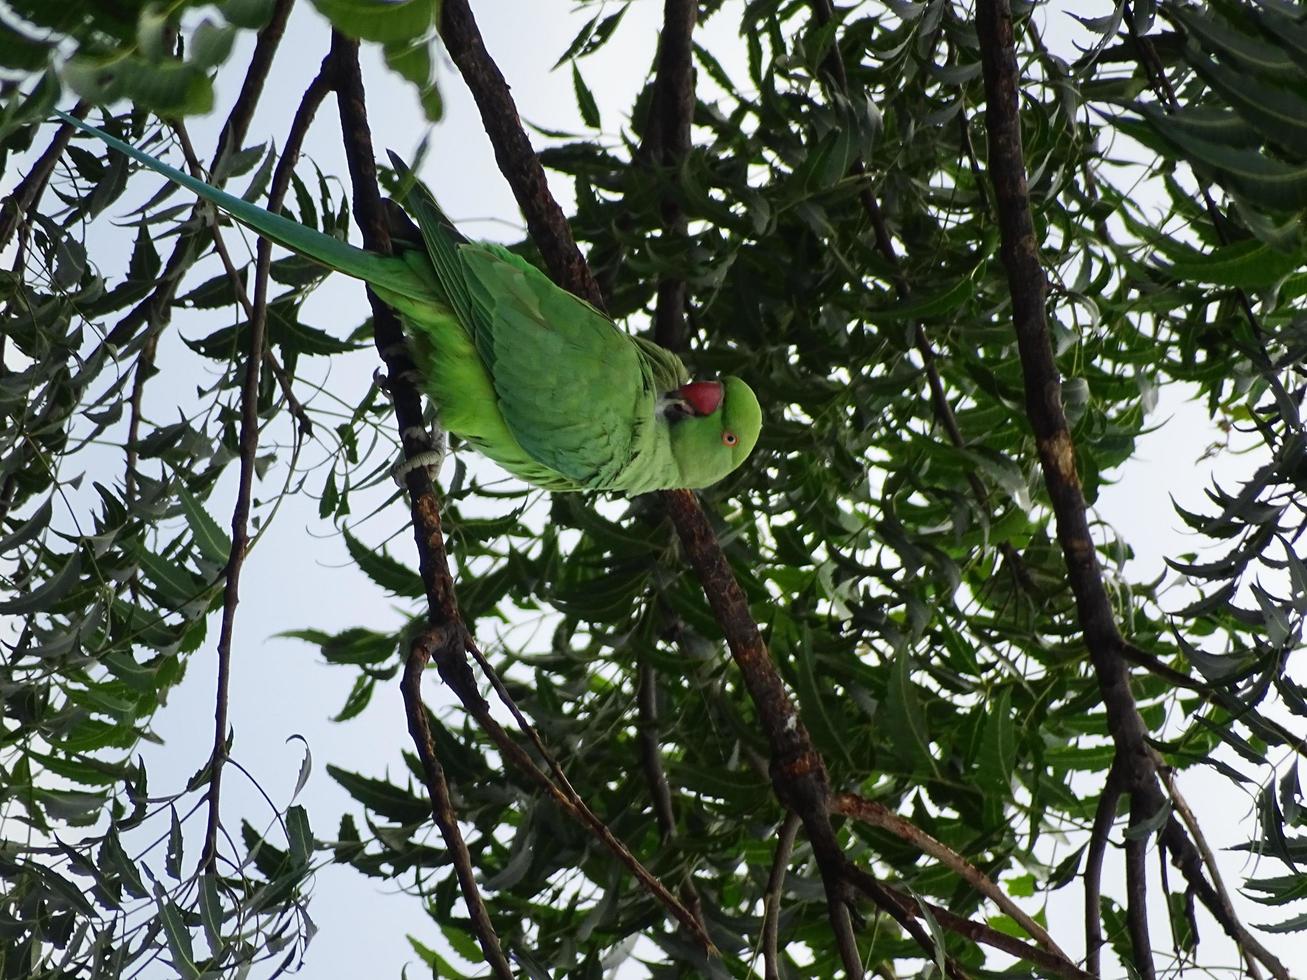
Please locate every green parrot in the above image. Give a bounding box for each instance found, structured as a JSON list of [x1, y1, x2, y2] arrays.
[[55, 111, 761, 494]]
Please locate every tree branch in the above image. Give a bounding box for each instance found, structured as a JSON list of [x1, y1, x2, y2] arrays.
[[762, 812, 800, 980], [1126, 798, 1156, 980], [0, 101, 89, 255], [1085, 760, 1123, 976], [438, 0, 603, 308], [976, 7, 1293, 978], [202, 54, 330, 874], [832, 793, 1069, 962], [328, 33, 513, 978], [645, 0, 697, 351]]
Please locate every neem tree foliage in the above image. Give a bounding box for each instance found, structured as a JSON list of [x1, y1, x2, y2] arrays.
[[2, 0, 1305, 977]]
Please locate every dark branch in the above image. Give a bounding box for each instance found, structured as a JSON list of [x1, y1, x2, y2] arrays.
[[1125, 800, 1157, 980], [0, 101, 89, 254], [976, 7, 1292, 978], [202, 57, 331, 874], [645, 0, 697, 351], [328, 33, 514, 979], [438, 0, 603, 308], [762, 812, 800, 980], [1084, 761, 1122, 976]]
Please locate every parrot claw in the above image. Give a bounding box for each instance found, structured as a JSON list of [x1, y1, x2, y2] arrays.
[[392, 448, 445, 485], [391, 426, 448, 486]]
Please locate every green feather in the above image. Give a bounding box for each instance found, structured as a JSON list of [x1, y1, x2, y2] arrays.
[[460, 247, 650, 487]]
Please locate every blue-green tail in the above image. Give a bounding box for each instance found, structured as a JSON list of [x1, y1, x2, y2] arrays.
[[54, 109, 431, 302]]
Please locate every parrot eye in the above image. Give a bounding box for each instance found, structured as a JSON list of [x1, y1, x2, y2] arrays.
[[722, 431, 738, 447]]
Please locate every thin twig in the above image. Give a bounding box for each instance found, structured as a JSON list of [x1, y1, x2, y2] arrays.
[[1085, 761, 1123, 976], [832, 793, 1069, 962], [1162, 769, 1266, 980], [844, 866, 1099, 980], [404, 628, 514, 979], [0, 101, 89, 254], [762, 812, 800, 980], [463, 640, 714, 950], [171, 126, 315, 444], [1125, 798, 1156, 980], [201, 56, 331, 874]]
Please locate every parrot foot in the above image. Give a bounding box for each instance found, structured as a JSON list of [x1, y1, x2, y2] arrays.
[[391, 426, 448, 486], [372, 363, 423, 393], [377, 341, 409, 363]]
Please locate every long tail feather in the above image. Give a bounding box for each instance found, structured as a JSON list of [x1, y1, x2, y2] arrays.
[[54, 109, 430, 301]]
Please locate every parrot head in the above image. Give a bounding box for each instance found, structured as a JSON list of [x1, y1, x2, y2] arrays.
[[668, 376, 762, 489]]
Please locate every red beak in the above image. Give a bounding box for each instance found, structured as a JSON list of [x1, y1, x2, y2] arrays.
[[678, 380, 724, 416]]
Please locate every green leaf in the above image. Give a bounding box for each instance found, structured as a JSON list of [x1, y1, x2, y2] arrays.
[[0, 19, 54, 70], [0, 495, 53, 553], [1163, 237, 1303, 288], [166, 806, 184, 878], [135, 544, 204, 606], [190, 19, 236, 70], [384, 36, 441, 122], [868, 273, 976, 321], [327, 764, 431, 824], [1254, 909, 1307, 933], [310, 0, 436, 44], [976, 687, 1016, 795], [1125, 800, 1172, 840], [884, 650, 936, 776], [199, 873, 225, 954], [1173, 6, 1299, 79], [1139, 104, 1307, 210], [571, 62, 601, 129], [1, 551, 82, 614], [287, 804, 313, 868], [342, 529, 423, 598], [176, 485, 232, 564], [219, 0, 277, 29], [158, 895, 201, 980]]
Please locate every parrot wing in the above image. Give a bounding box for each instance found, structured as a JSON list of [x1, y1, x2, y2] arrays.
[[458, 246, 655, 488], [385, 152, 492, 347]]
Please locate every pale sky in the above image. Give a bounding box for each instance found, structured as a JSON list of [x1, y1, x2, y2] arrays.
[[5, 1, 1301, 977]]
